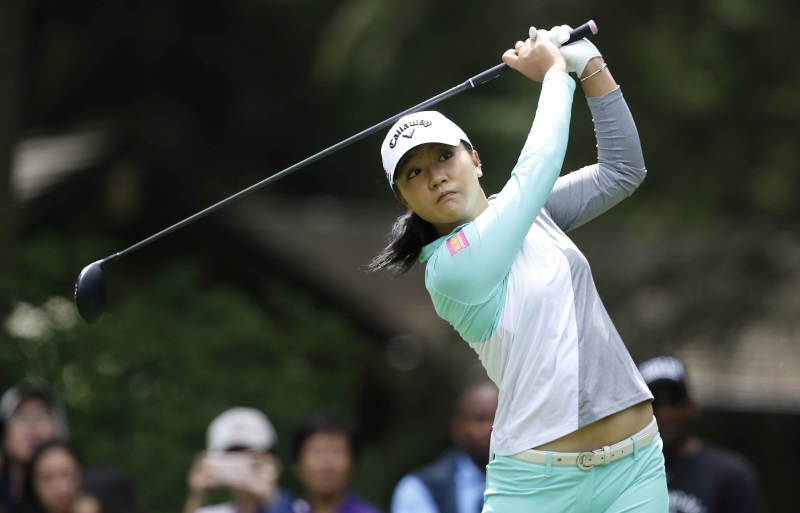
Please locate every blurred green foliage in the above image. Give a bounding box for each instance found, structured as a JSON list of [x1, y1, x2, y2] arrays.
[[1, 233, 394, 512], [2, 0, 798, 511], [13, 0, 798, 223]]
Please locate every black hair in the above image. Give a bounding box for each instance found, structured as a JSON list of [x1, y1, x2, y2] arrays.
[[290, 412, 360, 463], [21, 439, 84, 513], [368, 140, 474, 275]]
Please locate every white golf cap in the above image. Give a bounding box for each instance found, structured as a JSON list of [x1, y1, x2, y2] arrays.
[[206, 407, 277, 451], [381, 110, 470, 188]]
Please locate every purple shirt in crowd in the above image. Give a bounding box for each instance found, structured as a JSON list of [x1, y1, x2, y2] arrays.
[[291, 493, 384, 513]]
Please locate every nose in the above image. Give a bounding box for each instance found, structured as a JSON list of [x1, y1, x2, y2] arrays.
[[428, 163, 447, 189]]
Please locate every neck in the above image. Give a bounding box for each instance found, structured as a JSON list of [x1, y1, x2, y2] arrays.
[[235, 494, 262, 513], [309, 491, 347, 513], [461, 449, 488, 474], [665, 435, 702, 463], [10, 460, 25, 500], [433, 192, 490, 237]]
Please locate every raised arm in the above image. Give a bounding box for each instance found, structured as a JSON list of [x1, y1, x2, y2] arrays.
[[422, 32, 576, 341], [544, 27, 647, 231], [427, 33, 574, 288]]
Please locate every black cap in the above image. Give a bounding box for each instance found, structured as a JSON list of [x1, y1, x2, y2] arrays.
[[638, 355, 689, 396]]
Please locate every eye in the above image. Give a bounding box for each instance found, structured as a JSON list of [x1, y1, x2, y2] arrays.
[[406, 168, 421, 180], [439, 150, 454, 162]]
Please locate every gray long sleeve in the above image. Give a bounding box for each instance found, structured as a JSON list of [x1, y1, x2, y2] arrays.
[[545, 86, 646, 232]]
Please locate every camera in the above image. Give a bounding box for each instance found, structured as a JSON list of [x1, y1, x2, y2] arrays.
[[203, 451, 254, 487]]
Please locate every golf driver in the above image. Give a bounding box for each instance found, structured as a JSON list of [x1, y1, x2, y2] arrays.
[[74, 21, 598, 323]]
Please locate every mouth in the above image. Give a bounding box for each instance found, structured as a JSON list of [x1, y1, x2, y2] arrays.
[[437, 190, 456, 203]]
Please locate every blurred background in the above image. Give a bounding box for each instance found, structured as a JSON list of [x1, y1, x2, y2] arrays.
[[1, 0, 798, 511]]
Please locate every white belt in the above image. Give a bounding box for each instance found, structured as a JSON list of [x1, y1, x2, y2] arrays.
[[509, 416, 659, 471]]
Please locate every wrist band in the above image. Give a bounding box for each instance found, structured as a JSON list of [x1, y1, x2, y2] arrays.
[[580, 63, 608, 82]]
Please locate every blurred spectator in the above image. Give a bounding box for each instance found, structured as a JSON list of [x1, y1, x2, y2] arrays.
[[182, 407, 294, 513], [1, 419, 4, 513], [638, 355, 767, 513], [0, 382, 143, 513], [14, 439, 100, 513], [289, 412, 383, 513], [390, 381, 498, 513], [1, 383, 69, 511]]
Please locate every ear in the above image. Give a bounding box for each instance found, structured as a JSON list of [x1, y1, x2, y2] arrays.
[[472, 149, 483, 177], [394, 193, 409, 208], [685, 396, 698, 418]]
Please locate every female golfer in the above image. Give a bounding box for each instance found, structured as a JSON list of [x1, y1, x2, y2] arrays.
[[371, 27, 668, 512]]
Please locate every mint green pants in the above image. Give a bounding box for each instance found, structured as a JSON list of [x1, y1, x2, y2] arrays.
[[483, 437, 668, 512]]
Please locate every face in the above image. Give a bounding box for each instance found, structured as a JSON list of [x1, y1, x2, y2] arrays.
[[394, 143, 489, 236], [3, 397, 60, 463], [295, 432, 353, 499], [451, 383, 498, 469], [650, 384, 695, 456], [32, 446, 82, 513]]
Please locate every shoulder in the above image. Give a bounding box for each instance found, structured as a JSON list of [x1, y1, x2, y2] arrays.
[[419, 233, 449, 262], [290, 499, 310, 513], [196, 503, 236, 513], [414, 447, 460, 477], [698, 443, 760, 481], [393, 472, 433, 501], [9, 502, 40, 513], [267, 489, 297, 513], [346, 493, 386, 513], [391, 473, 437, 512], [699, 444, 755, 468]]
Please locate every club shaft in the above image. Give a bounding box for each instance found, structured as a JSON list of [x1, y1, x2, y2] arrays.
[[104, 21, 596, 265]]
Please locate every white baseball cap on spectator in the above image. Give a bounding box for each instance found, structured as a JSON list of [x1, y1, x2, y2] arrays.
[[206, 407, 277, 452]]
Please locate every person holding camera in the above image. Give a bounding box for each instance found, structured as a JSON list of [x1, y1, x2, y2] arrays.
[[182, 407, 294, 513]]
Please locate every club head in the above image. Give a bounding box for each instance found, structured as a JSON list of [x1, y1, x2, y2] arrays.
[[74, 261, 108, 323]]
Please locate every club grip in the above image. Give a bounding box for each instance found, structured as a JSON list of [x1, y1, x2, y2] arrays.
[[563, 20, 598, 45], [470, 20, 599, 88]]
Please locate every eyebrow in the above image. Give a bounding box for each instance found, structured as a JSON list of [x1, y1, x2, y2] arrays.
[[396, 150, 421, 178], [396, 144, 456, 178]]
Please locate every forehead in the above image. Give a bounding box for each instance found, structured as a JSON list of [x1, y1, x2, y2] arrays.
[[458, 386, 498, 414], [306, 431, 349, 446], [398, 142, 461, 167], [14, 395, 52, 413], [407, 142, 458, 156], [35, 447, 80, 474]]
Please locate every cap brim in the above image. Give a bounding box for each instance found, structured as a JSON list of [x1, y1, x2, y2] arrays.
[[646, 378, 687, 393]]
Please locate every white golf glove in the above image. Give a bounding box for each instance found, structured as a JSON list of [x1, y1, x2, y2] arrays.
[[529, 25, 602, 78]]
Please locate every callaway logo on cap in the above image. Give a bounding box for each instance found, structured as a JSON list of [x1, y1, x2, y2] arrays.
[[381, 111, 471, 188]]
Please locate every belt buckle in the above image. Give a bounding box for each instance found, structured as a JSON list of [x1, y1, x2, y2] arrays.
[[577, 452, 594, 471]]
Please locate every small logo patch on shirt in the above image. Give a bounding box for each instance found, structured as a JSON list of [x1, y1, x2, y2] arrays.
[[446, 230, 470, 255]]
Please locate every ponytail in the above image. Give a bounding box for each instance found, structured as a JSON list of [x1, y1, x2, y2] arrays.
[[367, 210, 439, 274]]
